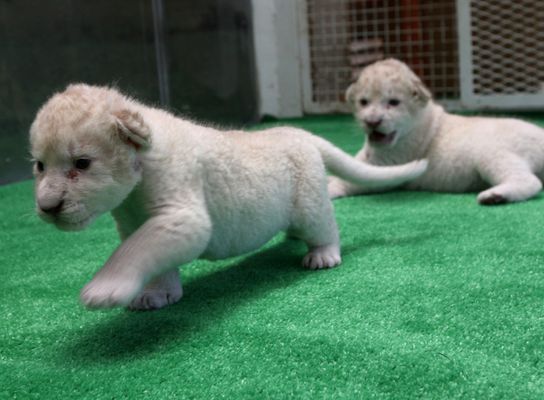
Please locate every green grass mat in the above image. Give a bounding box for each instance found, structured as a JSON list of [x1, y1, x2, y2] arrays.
[[2, 114, 544, 399]]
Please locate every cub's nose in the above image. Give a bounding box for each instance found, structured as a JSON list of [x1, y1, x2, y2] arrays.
[[38, 199, 64, 215], [364, 118, 383, 129]]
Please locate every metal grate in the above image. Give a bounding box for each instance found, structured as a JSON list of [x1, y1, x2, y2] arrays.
[[470, 0, 544, 96], [306, 0, 459, 109]]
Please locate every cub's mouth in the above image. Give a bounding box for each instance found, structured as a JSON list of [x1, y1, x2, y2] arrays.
[[368, 130, 396, 145]]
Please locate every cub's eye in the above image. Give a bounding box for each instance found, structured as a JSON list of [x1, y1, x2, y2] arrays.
[[74, 159, 91, 170], [359, 98, 369, 107], [388, 98, 400, 107], [36, 161, 44, 172]]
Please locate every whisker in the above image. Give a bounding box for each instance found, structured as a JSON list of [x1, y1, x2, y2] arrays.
[[20, 211, 38, 221]]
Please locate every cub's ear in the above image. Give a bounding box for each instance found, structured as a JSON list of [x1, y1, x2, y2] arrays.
[[113, 109, 151, 151], [345, 83, 356, 105], [411, 77, 432, 105]]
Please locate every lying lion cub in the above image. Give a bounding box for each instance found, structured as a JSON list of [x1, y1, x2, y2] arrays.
[[30, 84, 427, 310], [329, 58, 544, 205]]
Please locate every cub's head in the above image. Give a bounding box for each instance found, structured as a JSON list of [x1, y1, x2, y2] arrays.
[[30, 84, 151, 231], [346, 58, 432, 147]]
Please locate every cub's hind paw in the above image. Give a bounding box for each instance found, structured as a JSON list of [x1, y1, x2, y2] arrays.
[[303, 245, 341, 270], [328, 178, 348, 199], [128, 288, 182, 311], [477, 190, 508, 205], [128, 269, 183, 311]]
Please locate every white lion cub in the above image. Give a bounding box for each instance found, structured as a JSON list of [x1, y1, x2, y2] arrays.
[[329, 58, 544, 205], [30, 84, 427, 310]]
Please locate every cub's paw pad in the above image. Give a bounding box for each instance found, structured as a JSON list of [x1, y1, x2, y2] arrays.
[[303, 245, 341, 270], [128, 289, 182, 311], [478, 191, 507, 205]]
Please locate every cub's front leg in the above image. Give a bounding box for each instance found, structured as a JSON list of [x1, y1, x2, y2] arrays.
[[81, 208, 211, 309]]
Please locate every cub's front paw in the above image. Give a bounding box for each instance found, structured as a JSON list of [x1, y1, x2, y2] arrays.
[[80, 275, 143, 309]]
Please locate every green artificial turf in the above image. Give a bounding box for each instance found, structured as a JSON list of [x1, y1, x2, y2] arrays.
[[2, 114, 544, 399]]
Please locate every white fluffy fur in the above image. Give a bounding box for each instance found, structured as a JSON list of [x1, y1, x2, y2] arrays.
[[329, 58, 544, 205], [30, 84, 427, 310]]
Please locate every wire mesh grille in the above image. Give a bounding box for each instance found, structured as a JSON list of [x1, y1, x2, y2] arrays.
[[306, 0, 459, 105], [470, 0, 544, 96]]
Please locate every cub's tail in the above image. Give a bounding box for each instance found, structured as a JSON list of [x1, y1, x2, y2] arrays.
[[312, 136, 427, 188]]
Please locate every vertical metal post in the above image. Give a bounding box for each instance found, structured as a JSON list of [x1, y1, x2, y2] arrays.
[[456, 0, 475, 108], [151, 0, 170, 106]]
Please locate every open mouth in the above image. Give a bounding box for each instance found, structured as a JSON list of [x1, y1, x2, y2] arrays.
[[368, 130, 396, 145]]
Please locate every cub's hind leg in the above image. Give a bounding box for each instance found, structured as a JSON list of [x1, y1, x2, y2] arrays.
[[477, 154, 542, 205], [289, 174, 342, 270]]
